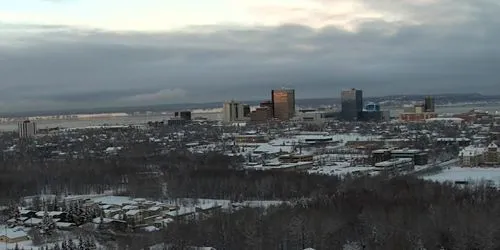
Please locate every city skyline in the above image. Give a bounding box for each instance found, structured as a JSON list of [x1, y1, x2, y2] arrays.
[[1, 0, 500, 112]]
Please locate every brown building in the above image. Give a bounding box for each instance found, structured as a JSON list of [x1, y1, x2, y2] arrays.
[[453, 109, 493, 123], [399, 96, 438, 122], [272, 89, 295, 120], [484, 143, 500, 165], [400, 111, 438, 122], [250, 107, 273, 122], [424, 96, 435, 112]]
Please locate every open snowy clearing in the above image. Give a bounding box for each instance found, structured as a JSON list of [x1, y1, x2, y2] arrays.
[[422, 167, 500, 185]]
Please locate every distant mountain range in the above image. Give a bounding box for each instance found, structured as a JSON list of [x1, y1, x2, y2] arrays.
[[2, 93, 500, 117]]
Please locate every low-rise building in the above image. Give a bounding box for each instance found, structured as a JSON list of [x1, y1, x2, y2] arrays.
[[391, 149, 428, 165], [125, 209, 144, 225], [278, 154, 314, 163], [485, 143, 500, 166], [0, 227, 29, 244], [459, 146, 485, 167], [374, 158, 414, 173], [436, 138, 471, 147]]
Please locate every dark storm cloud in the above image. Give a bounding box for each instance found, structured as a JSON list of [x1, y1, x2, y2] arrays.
[[1, 0, 500, 112]]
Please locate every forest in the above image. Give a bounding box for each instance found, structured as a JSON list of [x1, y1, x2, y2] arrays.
[[2, 148, 500, 249], [155, 177, 500, 250]]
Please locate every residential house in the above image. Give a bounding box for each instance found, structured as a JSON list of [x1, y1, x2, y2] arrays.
[[165, 207, 197, 221], [0, 227, 29, 243], [153, 218, 174, 229], [125, 209, 144, 225], [55, 222, 76, 230], [23, 218, 43, 227], [195, 203, 223, 218]]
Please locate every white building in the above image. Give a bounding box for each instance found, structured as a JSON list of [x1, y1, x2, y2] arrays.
[[459, 146, 485, 167], [18, 120, 37, 139], [223, 100, 246, 123]]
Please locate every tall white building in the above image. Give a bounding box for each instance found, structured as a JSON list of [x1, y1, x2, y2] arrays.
[[18, 120, 37, 139], [223, 100, 245, 123]]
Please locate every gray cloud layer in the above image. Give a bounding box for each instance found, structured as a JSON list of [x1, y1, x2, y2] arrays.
[[1, 0, 500, 112]]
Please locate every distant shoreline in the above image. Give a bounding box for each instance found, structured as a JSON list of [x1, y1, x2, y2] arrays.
[[0, 94, 499, 118]]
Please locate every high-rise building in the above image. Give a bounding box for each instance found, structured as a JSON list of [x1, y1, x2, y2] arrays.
[[179, 111, 192, 121], [249, 100, 274, 123], [243, 105, 251, 118], [400, 96, 438, 122], [424, 96, 435, 112], [18, 120, 37, 139], [272, 88, 295, 120], [341, 88, 363, 121], [223, 100, 245, 122]]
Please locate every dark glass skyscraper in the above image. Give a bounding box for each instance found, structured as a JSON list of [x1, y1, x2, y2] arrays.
[[341, 88, 363, 121], [424, 96, 435, 112]]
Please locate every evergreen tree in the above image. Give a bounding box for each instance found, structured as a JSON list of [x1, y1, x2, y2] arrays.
[[61, 240, 68, 250], [88, 238, 97, 249], [8, 202, 21, 225], [41, 210, 56, 235], [83, 237, 96, 250], [52, 197, 60, 212], [78, 236, 85, 250], [68, 239, 76, 250], [32, 196, 42, 211]]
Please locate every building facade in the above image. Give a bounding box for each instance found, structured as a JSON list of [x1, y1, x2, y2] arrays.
[[400, 96, 438, 122], [424, 96, 435, 112], [485, 143, 500, 165], [223, 100, 246, 122], [18, 120, 37, 139], [272, 89, 296, 120], [179, 111, 192, 121], [341, 88, 363, 121], [459, 147, 485, 167]]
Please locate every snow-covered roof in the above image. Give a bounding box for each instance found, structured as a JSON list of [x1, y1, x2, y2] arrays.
[[253, 143, 293, 154], [460, 146, 486, 157], [166, 207, 196, 217], [488, 142, 498, 149], [35, 211, 64, 217], [196, 203, 222, 210], [23, 218, 42, 225], [125, 209, 142, 216], [92, 196, 136, 206], [426, 117, 464, 122], [0, 227, 28, 239], [56, 222, 75, 228], [148, 206, 162, 212], [142, 226, 160, 232], [122, 205, 139, 210]]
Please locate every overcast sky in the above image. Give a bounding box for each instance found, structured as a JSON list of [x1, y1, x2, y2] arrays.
[[1, 0, 499, 112]]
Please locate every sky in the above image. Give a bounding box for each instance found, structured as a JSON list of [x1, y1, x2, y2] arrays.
[[0, 0, 499, 112]]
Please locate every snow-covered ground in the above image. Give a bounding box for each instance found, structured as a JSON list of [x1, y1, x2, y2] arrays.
[[423, 167, 500, 185], [161, 198, 285, 209], [0, 241, 37, 250]]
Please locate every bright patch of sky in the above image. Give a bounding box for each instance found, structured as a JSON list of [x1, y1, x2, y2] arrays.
[[0, 0, 395, 31]]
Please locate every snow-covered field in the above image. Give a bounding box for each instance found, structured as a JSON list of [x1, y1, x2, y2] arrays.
[[423, 167, 500, 185]]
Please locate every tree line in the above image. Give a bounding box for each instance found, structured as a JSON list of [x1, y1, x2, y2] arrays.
[[159, 177, 500, 250]]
